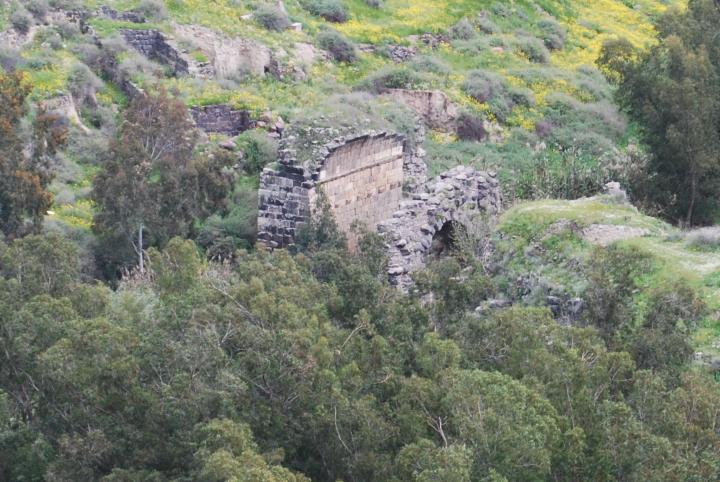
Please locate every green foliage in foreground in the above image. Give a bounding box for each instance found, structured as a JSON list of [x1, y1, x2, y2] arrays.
[[0, 228, 718, 481]]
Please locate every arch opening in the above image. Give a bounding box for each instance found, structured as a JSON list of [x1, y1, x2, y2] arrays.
[[429, 221, 456, 258]]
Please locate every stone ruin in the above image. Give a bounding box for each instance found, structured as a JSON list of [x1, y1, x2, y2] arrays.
[[257, 129, 502, 289], [378, 166, 501, 289], [120, 29, 189, 76], [190, 105, 253, 137]]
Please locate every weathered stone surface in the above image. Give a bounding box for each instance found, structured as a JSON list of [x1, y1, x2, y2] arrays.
[[258, 132, 407, 251], [97, 6, 145, 23], [378, 165, 502, 290], [384, 89, 459, 131], [258, 125, 501, 289], [173, 24, 272, 79], [190, 105, 253, 136], [42, 95, 90, 134], [120, 29, 189, 75]]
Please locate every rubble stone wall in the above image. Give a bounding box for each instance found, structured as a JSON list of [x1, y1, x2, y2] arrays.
[[120, 29, 188, 75], [378, 166, 503, 290], [189, 105, 253, 136], [257, 131, 503, 290]]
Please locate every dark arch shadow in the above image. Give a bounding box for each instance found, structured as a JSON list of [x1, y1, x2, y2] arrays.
[[429, 221, 456, 258]]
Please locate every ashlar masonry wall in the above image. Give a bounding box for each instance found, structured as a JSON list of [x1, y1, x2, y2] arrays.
[[257, 132, 406, 251], [310, 134, 404, 250]]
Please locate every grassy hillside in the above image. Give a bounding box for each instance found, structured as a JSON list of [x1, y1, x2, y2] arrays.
[[498, 193, 720, 361]]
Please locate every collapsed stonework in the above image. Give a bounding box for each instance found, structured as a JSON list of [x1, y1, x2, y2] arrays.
[[190, 105, 253, 136], [378, 166, 502, 289], [257, 128, 502, 289], [120, 29, 189, 76]]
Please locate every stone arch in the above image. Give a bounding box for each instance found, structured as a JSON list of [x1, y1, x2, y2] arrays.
[[378, 166, 502, 291], [429, 220, 457, 258]]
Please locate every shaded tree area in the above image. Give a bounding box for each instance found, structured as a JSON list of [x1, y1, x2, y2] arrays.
[[0, 219, 718, 481], [598, 0, 720, 226], [91, 88, 236, 279], [0, 71, 67, 239]]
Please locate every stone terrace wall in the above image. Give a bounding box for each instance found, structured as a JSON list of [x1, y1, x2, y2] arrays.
[[378, 166, 502, 290], [120, 29, 188, 75], [257, 132, 406, 250], [190, 105, 253, 136]]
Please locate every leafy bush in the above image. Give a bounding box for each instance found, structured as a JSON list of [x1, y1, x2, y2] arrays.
[[10, 8, 33, 34], [304, 0, 348, 23], [317, 29, 357, 62], [410, 55, 450, 74], [0, 48, 24, 71], [26, 0, 49, 21], [68, 63, 103, 108], [449, 18, 476, 40], [477, 15, 500, 34], [509, 86, 535, 107], [462, 69, 518, 121], [358, 66, 423, 93], [685, 228, 720, 250], [254, 4, 291, 31], [462, 69, 506, 103], [516, 36, 550, 63], [197, 179, 258, 258], [456, 112, 487, 141], [364, 0, 381, 7], [136, 0, 169, 21], [538, 18, 566, 50], [236, 130, 278, 175]]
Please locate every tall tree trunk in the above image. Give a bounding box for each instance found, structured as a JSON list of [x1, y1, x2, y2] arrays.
[[686, 170, 697, 228], [138, 223, 144, 274]]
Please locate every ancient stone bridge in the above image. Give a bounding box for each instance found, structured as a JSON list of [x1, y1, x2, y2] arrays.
[[257, 129, 502, 289]]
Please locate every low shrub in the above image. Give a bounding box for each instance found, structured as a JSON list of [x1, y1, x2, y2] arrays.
[[456, 112, 488, 141], [0, 48, 25, 71], [10, 8, 33, 34], [358, 66, 423, 93], [254, 4, 291, 31], [477, 15, 500, 34], [317, 29, 357, 63], [305, 0, 348, 23], [27, 0, 49, 21], [136, 0, 169, 21], [54, 19, 81, 40], [449, 18, 476, 40], [410, 55, 450, 74], [685, 228, 720, 250], [462, 69, 506, 103], [364, 0, 381, 7], [69, 63, 103, 108], [538, 18, 566, 51], [509, 86, 535, 107], [516, 36, 550, 63], [237, 130, 279, 175]]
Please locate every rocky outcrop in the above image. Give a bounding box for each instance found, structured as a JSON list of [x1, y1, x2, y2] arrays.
[[173, 24, 272, 79], [384, 89, 459, 131], [190, 105, 253, 136], [378, 166, 502, 290], [120, 29, 189, 76], [42, 95, 90, 134]]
